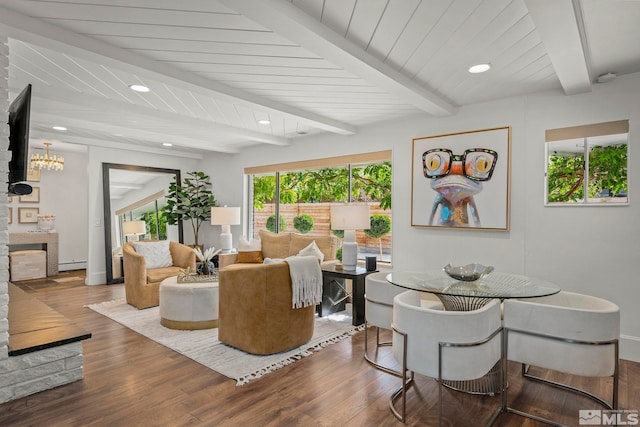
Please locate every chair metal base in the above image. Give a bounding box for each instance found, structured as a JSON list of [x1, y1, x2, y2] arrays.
[[364, 322, 405, 377], [501, 327, 619, 427], [389, 324, 503, 425], [521, 363, 615, 409]]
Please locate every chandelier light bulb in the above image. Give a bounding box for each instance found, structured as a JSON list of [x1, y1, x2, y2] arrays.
[[30, 142, 64, 171]]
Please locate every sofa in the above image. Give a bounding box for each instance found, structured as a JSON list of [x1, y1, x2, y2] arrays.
[[123, 240, 196, 309], [218, 231, 338, 355]]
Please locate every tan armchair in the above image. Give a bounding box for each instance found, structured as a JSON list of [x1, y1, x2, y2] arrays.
[[219, 262, 315, 355], [123, 241, 196, 309], [218, 231, 337, 355]]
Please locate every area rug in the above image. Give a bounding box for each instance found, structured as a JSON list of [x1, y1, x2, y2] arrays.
[[86, 299, 363, 385]]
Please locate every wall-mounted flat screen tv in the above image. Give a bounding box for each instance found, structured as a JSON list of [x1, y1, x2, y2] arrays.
[[8, 84, 32, 184]]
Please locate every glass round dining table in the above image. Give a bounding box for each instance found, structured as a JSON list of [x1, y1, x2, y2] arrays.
[[386, 270, 561, 311], [386, 270, 561, 395]]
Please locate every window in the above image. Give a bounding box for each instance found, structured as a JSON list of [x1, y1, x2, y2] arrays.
[[545, 120, 629, 205], [246, 151, 392, 263]]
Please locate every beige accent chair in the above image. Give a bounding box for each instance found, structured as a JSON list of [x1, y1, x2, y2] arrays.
[[123, 241, 196, 309], [218, 231, 338, 355], [502, 291, 620, 425], [390, 291, 503, 424]]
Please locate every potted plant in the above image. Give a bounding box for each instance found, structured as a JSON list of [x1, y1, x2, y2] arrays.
[[364, 214, 391, 259], [163, 171, 216, 247]]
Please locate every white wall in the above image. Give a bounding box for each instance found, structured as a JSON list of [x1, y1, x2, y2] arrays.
[[199, 72, 640, 361], [85, 146, 200, 285], [8, 150, 89, 270]]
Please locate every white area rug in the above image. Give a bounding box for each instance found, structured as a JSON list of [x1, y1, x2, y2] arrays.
[[86, 299, 362, 385]]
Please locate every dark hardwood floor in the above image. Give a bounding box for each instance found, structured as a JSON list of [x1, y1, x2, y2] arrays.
[[1, 271, 638, 426]]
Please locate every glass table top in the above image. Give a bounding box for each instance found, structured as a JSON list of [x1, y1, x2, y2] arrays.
[[386, 270, 561, 299]]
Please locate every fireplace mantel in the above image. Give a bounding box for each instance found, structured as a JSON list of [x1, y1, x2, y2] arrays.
[[9, 232, 59, 276]]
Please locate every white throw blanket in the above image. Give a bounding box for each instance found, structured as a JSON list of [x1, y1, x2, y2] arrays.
[[285, 255, 323, 308]]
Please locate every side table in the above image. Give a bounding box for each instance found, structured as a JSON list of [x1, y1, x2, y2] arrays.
[[317, 265, 377, 326]]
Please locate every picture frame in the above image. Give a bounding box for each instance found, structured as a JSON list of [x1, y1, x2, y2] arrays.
[[411, 126, 511, 231], [18, 207, 39, 223], [8, 207, 12, 224], [27, 168, 41, 182], [19, 186, 40, 203]]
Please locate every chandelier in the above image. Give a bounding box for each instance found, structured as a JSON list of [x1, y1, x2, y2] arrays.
[[30, 142, 64, 171]]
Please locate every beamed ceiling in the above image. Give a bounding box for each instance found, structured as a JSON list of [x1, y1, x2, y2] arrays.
[[1, 0, 638, 158]]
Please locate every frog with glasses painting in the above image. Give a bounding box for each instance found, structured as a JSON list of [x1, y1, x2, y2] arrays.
[[422, 148, 498, 227]]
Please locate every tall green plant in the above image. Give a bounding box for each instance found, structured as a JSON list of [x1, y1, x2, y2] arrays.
[[163, 171, 216, 246]]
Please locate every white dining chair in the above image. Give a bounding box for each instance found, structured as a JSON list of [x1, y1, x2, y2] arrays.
[[502, 291, 620, 426], [390, 291, 503, 425], [364, 272, 442, 376]]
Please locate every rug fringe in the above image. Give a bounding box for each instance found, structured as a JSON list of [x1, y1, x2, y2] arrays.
[[235, 323, 366, 386]]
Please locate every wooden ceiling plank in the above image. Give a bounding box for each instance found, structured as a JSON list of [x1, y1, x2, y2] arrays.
[[382, 0, 452, 71], [95, 37, 304, 56], [365, 0, 422, 62], [18, 5, 259, 30], [523, 0, 591, 95], [2, 0, 236, 13], [219, 0, 456, 116], [319, 0, 356, 37], [344, 0, 388, 51]]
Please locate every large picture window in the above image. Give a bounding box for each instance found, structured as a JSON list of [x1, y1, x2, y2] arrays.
[[246, 151, 392, 263], [545, 120, 629, 206]]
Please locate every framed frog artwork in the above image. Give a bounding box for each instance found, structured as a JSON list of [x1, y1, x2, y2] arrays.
[[411, 126, 511, 231]]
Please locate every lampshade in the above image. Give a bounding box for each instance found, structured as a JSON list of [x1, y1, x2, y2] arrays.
[[123, 220, 146, 236], [331, 204, 370, 271], [211, 206, 241, 225], [330, 205, 370, 230], [211, 205, 240, 253]]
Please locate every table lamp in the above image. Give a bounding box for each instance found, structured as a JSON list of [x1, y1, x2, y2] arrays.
[[331, 204, 370, 271], [211, 205, 241, 253], [123, 220, 146, 241]]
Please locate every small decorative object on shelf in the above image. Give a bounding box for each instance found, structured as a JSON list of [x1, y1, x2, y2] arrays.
[[37, 213, 56, 232], [193, 246, 221, 276], [443, 263, 494, 281]]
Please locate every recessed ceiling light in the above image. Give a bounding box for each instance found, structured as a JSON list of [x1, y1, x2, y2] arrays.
[[129, 84, 150, 93], [468, 63, 491, 74], [162, 143, 173, 147], [257, 119, 271, 125], [52, 126, 67, 131]]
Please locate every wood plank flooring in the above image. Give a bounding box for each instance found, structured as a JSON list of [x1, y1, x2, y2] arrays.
[[1, 271, 638, 426]]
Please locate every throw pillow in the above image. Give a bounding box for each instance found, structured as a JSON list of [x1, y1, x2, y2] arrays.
[[237, 237, 263, 263], [298, 240, 324, 262], [263, 257, 285, 264], [131, 241, 172, 269], [237, 251, 263, 263], [258, 230, 291, 259]]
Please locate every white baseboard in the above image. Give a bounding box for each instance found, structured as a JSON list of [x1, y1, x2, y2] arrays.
[[620, 335, 640, 362], [59, 261, 87, 271], [85, 270, 106, 286]]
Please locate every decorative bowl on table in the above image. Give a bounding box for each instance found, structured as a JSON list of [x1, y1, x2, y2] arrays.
[[443, 263, 494, 281]]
